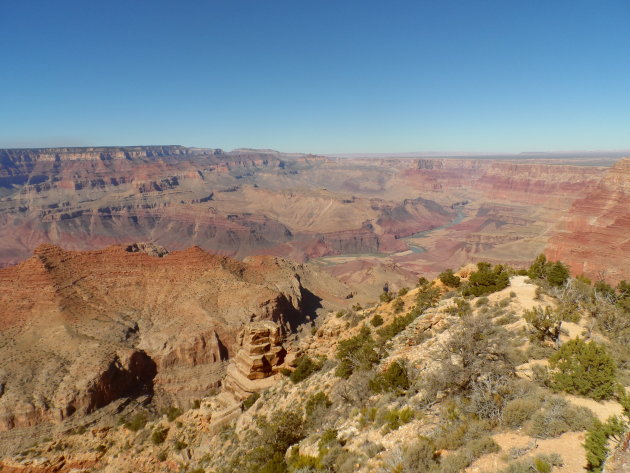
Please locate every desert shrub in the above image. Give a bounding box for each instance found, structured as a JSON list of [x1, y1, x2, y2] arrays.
[[417, 276, 430, 288], [466, 436, 500, 458], [332, 370, 372, 405], [156, 450, 167, 461], [528, 254, 570, 287], [243, 392, 260, 410], [436, 452, 470, 473], [526, 340, 556, 360], [335, 325, 380, 378], [498, 453, 563, 473], [377, 311, 417, 342], [548, 338, 617, 400], [524, 305, 580, 344], [476, 296, 489, 307], [305, 391, 332, 417], [584, 416, 626, 473], [369, 360, 410, 394], [445, 297, 472, 317], [392, 297, 405, 313], [174, 438, 187, 451], [424, 314, 515, 400], [376, 407, 414, 432], [462, 262, 510, 297], [191, 399, 201, 409], [370, 314, 384, 327], [318, 429, 339, 454], [397, 287, 409, 297], [236, 409, 306, 473], [502, 396, 542, 428], [290, 355, 323, 383], [403, 437, 439, 471], [415, 284, 442, 311], [163, 406, 182, 422], [439, 269, 461, 288], [529, 397, 596, 438], [151, 426, 169, 445], [124, 412, 148, 431], [380, 291, 394, 303], [547, 262, 570, 287]]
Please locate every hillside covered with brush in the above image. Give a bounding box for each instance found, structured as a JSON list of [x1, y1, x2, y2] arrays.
[[1, 256, 630, 473]]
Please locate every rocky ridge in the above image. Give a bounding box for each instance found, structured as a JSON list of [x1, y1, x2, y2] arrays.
[[2, 268, 629, 473]]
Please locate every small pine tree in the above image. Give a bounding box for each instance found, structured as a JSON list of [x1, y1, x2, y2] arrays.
[[547, 261, 570, 287], [439, 269, 461, 288], [549, 338, 617, 400]]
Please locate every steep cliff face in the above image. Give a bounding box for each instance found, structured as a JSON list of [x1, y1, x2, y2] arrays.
[[475, 162, 603, 206], [546, 158, 630, 282], [0, 244, 350, 431]]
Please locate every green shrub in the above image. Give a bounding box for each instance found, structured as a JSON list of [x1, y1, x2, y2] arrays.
[[462, 262, 510, 297], [529, 397, 596, 438], [370, 314, 384, 327], [123, 413, 148, 431], [439, 269, 461, 288], [437, 452, 470, 473], [524, 305, 580, 344], [305, 391, 332, 417], [528, 254, 570, 287], [174, 438, 187, 451], [376, 407, 414, 432], [445, 297, 472, 317], [380, 291, 394, 303], [392, 297, 405, 313], [242, 392, 260, 410], [497, 454, 563, 473], [398, 287, 409, 297], [319, 429, 339, 453], [467, 435, 500, 459], [162, 406, 182, 422], [502, 397, 541, 428], [584, 416, 626, 473], [476, 296, 490, 307], [368, 360, 410, 394], [549, 338, 617, 400], [289, 355, 323, 383], [417, 276, 430, 288], [151, 426, 169, 445], [335, 325, 379, 378], [377, 311, 418, 342]]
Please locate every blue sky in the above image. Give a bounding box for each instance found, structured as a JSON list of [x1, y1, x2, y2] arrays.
[[1, 0, 629, 153]]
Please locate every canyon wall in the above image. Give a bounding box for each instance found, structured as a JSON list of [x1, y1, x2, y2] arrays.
[[546, 158, 630, 282], [0, 243, 350, 432]]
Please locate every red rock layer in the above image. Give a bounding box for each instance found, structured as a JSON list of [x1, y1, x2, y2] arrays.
[[0, 244, 348, 431], [546, 158, 630, 282]]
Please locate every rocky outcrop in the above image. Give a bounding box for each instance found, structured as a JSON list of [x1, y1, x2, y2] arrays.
[[222, 321, 286, 401]]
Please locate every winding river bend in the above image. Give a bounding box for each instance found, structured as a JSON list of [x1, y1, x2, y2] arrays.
[[311, 208, 468, 265], [403, 208, 466, 253]]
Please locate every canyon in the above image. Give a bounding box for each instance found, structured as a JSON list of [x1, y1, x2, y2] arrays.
[[1, 146, 627, 287], [0, 146, 628, 470]]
